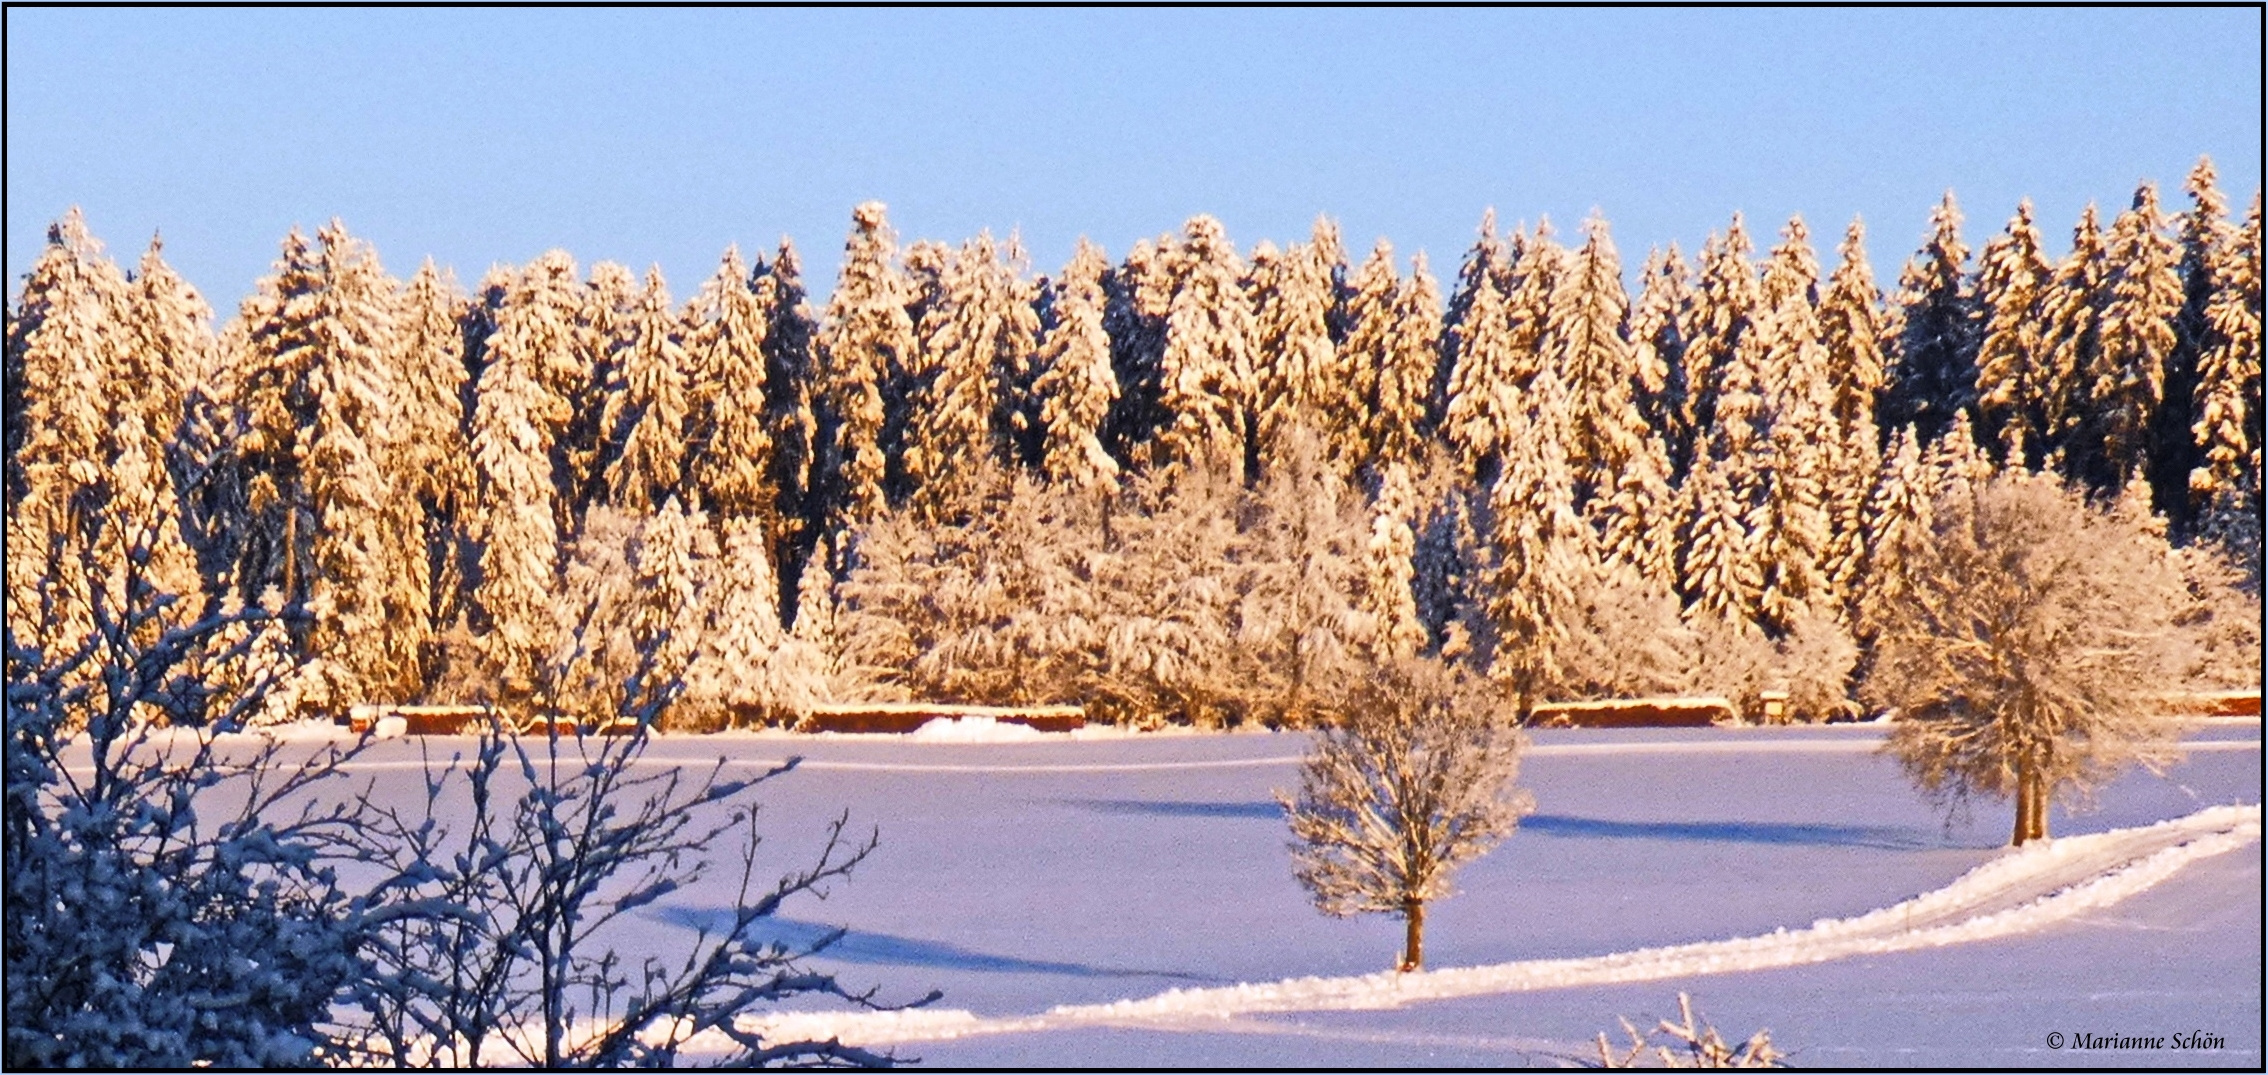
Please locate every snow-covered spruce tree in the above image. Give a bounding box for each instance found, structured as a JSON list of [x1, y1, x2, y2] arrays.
[[1440, 220, 1523, 484], [1097, 238, 1174, 470], [5, 486, 364, 1067], [1372, 254, 1444, 478], [225, 223, 427, 713], [561, 262, 634, 522], [1628, 243, 1692, 475], [2071, 182, 2184, 495], [903, 233, 1039, 519], [815, 203, 916, 530], [1677, 450, 1758, 627], [1031, 238, 1122, 493], [1815, 220, 1887, 598], [753, 241, 823, 575], [1746, 217, 1836, 633], [691, 514, 827, 728], [2189, 192, 2263, 585], [1233, 427, 1370, 723], [1551, 214, 1654, 515], [1153, 215, 1258, 477], [603, 268, 692, 513], [1677, 217, 1762, 467], [1501, 220, 1565, 374], [1328, 239, 1400, 474], [1359, 462, 1429, 661], [1483, 368, 1590, 715], [1249, 223, 1343, 475], [1973, 201, 2057, 469], [1849, 425, 1935, 645], [1869, 469, 2196, 845], [468, 251, 585, 696], [1277, 656, 1534, 973], [7, 212, 143, 658], [392, 260, 475, 643], [1882, 191, 1980, 448], [684, 246, 778, 529], [2042, 203, 2112, 471], [2148, 158, 2236, 526]]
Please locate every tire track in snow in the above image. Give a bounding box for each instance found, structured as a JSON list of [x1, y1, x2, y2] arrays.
[[741, 804, 2261, 1047]]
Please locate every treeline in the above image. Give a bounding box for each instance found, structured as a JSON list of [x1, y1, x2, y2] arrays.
[[5, 160, 2260, 726]]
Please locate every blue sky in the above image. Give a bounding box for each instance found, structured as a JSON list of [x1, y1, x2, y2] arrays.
[[7, 8, 2260, 309]]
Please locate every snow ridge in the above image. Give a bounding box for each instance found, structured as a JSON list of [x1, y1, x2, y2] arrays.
[[743, 804, 2260, 1047]]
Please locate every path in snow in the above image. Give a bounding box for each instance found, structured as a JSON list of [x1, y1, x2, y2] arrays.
[[741, 803, 2261, 1048]]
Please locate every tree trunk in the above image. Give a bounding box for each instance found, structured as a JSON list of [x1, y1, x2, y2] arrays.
[[2011, 757, 2035, 846], [1400, 899, 1425, 972], [2028, 767, 2050, 842]]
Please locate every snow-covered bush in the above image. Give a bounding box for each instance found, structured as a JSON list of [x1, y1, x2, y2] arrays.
[[835, 441, 1373, 728], [1277, 657, 1533, 971], [1595, 992, 1785, 1068], [4, 513, 366, 1068]]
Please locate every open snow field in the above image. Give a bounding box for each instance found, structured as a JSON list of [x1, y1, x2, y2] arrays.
[[192, 721, 2264, 1066]]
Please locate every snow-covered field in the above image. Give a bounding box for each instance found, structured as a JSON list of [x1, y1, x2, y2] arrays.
[[181, 721, 2266, 1066]]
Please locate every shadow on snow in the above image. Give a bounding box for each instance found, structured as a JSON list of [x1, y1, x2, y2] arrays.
[[656, 910, 1222, 983], [1059, 798, 1285, 820], [1519, 813, 1974, 850]]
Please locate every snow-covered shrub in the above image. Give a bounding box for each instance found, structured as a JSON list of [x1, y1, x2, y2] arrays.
[[1278, 656, 1533, 972], [1595, 992, 1785, 1068], [2174, 541, 2265, 689], [1867, 470, 2194, 844], [1557, 560, 1693, 701], [835, 442, 1372, 728], [4, 515, 365, 1068], [1675, 607, 1856, 723]]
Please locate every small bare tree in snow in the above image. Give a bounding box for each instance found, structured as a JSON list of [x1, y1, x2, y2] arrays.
[[1867, 469, 2196, 845], [1277, 657, 1533, 972]]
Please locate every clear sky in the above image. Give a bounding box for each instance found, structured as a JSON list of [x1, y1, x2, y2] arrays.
[[7, 8, 2260, 310]]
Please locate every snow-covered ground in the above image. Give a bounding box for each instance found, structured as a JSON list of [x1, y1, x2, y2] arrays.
[[116, 720, 2267, 1067]]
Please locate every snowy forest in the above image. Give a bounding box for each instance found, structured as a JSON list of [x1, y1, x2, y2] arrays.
[[7, 160, 2263, 732]]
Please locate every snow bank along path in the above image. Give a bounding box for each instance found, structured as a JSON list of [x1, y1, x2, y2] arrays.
[[742, 804, 2262, 1048]]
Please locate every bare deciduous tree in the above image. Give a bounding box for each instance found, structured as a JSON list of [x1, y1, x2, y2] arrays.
[[1866, 470, 2196, 845], [1276, 658, 1533, 971]]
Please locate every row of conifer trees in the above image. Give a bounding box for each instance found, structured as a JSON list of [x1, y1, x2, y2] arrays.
[[5, 158, 2259, 724]]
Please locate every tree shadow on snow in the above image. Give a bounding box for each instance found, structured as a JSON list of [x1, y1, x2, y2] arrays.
[[1058, 798, 1284, 820], [656, 910, 1222, 982], [1519, 814, 1978, 850]]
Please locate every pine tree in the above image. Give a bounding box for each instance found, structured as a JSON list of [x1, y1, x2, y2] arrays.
[[117, 237, 210, 603], [1550, 214, 1650, 514], [815, 203, 915, 528], [755, 240, 822, 560], [1371, 254, 1442, 478], [1749, 217, 1835, 634], [604, 268, 692, 513], [1153, 216, 1257, 475], [1590, 434, 1679, 590], [1031, 238, 1121, 492], [1098, 238, 1174, 470], [2076, 183, 2184, 493], [1483, 367, 1588, 713], [2147, 158, 2236, 524], [1629, 244, 1692, 475], [2043, 204, 2112, 471], [1853, 425, 1935, 643], [1502, 221, 1564, 381], [684, 246, 776, 525], [1882, 191, 1979, 447], [1973, 201, 2057, 467], [904, 233, 1038, 519], [1818, 219, 1888, 447], [469, 251, 584, 691], [7, 211, 135, 654], [393, 260, 474, 639], [1359, 462, 1427, 660], [2191, 192, 2262, 505], [1250, 221, 1342, 474], [1676, 451, 1757, 626], [1680, 217, 1762, 464], [1441, 217, 1522, 483], [1331, 239, 1400, 473], [562, 262, 633, 521]]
